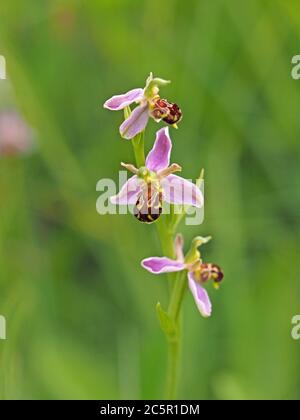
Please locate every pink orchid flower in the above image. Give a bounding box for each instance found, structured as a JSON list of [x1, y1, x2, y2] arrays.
[[142, 235, 224, 318], [110, 127, 203, 217], [0, 111, 34, 156], [104, 73, 182, 140]]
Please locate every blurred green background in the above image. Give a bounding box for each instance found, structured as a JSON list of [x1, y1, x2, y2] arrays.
[[0, 0, 300, 400]]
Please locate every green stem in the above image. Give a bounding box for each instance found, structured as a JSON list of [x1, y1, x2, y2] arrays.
[[156, 220, 175, 258], [155, 210, 188, 400], [165, 272, 187, 399], [129, 124, 186, 400], [132, 132, 145, 168], [125, 106, 145, 168], [168, 273, 188, 322], [166, 335, 180, 400]]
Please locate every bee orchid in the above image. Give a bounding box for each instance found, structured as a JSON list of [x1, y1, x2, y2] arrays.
[[110, 127, 203, 222], [104, 73, 182, 139], [142, 235, 224, 318], [103, 73, 225, 397]]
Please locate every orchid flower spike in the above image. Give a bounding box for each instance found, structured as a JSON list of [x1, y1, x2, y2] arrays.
[[142, 235, 224, 318], [110, 127, 203, 223], [104, 73, 182, 139]]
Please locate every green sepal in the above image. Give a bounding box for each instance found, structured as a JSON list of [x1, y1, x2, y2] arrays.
[[185, 236, 212, 264], [144, 73, 171, 99]]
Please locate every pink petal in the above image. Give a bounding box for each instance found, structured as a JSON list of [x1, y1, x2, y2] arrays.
[[146, 127, 172, 172], [188, 272, 212, 318], [104, 88, 144, 111], [110, 176, 141, 205], [141, 257, 185, 274], [161, 175, 204, 208], [120, 104, 149, 140]]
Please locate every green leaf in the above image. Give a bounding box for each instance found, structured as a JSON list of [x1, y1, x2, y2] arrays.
[[156, 302, 178, 339]]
